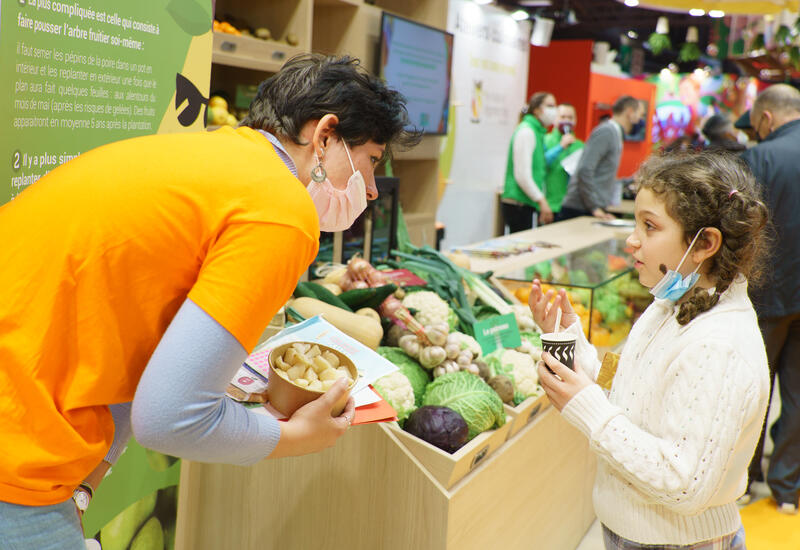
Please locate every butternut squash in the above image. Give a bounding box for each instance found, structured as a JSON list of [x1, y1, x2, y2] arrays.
[[289, 297, 384, 350]]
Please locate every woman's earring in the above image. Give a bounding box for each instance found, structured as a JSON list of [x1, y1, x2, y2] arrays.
[[310, 149, 326, 183]]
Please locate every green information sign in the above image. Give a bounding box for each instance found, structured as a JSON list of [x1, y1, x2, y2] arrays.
[[474, 313, 521, 355], [1, 0, 213, 205]]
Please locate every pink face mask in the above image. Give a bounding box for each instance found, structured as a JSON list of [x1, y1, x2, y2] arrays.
[[307, 141, 368, 232]]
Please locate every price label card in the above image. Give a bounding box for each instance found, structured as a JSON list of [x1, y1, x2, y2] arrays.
[[473, 313, 521, 355]]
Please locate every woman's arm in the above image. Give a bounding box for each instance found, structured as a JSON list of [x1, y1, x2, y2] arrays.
[[131, 299, 352, 465]]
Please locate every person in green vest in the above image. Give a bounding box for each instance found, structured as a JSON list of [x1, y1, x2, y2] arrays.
[[543, 103, 583, 215], [502, 92, 557, 233]]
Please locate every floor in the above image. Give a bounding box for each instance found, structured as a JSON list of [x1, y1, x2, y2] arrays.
[[574, 385, 782, 550]]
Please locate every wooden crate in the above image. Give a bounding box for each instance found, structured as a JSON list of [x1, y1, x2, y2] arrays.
[[387, 415, 512, 489], [504, 391, 551, 438], [175, 407, 596, 550]]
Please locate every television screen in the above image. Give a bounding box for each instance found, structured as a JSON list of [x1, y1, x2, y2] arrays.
[[379, 12, 454, 135]]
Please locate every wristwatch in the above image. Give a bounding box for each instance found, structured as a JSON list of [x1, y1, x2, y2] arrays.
[[72, 482, 93, 513]]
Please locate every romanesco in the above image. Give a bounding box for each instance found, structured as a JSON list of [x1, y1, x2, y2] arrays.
[[373, 371, 416, 423]]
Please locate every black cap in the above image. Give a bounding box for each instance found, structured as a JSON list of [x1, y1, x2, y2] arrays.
[[734, 110, 751, 130]]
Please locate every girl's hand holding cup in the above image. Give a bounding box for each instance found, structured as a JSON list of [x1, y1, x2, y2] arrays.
[[537, 352, 592, 411], [528, 279, 579, 333]]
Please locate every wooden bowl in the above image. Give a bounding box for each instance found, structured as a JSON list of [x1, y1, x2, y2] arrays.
[[267, 342, 358, 417]]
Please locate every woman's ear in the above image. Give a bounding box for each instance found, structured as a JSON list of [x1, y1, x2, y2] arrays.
[[694, 227, 723, 263], [311, 114, 340, 157]]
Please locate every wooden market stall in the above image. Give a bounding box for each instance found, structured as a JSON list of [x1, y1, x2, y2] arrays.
[[174, 217, 643, 550]]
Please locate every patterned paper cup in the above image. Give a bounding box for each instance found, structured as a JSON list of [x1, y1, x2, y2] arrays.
[[540, 332, 576, 370]]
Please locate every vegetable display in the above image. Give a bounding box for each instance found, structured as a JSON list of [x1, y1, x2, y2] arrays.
[[423, 371, 506, 440]]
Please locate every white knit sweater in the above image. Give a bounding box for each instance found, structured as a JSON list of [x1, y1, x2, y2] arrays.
[[561, 277, 769, 545]]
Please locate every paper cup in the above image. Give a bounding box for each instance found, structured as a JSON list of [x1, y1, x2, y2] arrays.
[[540, 332, 576, 371]]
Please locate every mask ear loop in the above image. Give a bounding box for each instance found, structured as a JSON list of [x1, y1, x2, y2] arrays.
[[342, 140, 357, 174], [676, 227, 706, 275]]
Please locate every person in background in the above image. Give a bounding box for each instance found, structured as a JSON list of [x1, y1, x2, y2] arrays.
[[739, 83, 800, 514], [543, 103, 584, 216], [0, 54, 419, 550], [532, 151, 770, 549], [501, 92, 558, 232], [701, 114, 746, 153], [734, 109, 758, 144], [558, 96, 644, 221]]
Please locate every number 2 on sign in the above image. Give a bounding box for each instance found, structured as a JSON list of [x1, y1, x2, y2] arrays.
[[12, 151, 21, 171]]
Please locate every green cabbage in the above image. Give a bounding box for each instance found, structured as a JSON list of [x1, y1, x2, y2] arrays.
[[377, 347, 431, 407], [422, 371, 505, 440]]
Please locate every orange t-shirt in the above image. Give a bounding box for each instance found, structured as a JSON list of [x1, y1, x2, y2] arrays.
[[0, 126, 319, 505]]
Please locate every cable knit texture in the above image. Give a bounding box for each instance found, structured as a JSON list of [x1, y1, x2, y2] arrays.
[[561, 277, 769, 545]]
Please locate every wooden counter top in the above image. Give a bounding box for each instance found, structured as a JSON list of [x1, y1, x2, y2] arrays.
[[460, 216, 633, 277]]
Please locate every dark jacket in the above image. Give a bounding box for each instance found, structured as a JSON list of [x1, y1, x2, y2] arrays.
[[741, 118, 800, 318]]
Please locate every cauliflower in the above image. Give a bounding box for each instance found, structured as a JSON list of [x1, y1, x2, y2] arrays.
[[502, 350, 540, 400], [512, 305, 538, 333], [485, 349, 540, 406], [373, 371, 416, 423], [402, 291, 455, 329]]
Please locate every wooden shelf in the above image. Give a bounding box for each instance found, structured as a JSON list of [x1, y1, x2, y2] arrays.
[[211, 32, 307, 72]]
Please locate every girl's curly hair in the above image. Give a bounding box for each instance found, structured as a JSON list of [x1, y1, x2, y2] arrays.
[[635, 151, 771, 325]]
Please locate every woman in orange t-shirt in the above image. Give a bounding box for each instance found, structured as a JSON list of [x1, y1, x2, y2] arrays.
[[0, 54, 420, 549]]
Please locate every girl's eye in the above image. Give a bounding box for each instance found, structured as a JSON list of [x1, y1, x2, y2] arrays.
[[644, 221, 655, 231]]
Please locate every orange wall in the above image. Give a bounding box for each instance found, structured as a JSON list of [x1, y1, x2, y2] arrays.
[[529, 40, 656, 178], [587, 73, 656, 178], [528, 40, 593, 140]]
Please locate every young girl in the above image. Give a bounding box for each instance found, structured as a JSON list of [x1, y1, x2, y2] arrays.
[[530, 152, 770, 549]]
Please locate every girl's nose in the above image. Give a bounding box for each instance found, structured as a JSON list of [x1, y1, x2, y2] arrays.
[[365, 176, 379, 201], [626, 232, 640, 248]]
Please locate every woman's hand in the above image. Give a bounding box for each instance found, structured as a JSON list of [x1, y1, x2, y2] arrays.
[[537, 352, 592, 411], [528, 279, 579, 333], [268, 378, 355, 459]]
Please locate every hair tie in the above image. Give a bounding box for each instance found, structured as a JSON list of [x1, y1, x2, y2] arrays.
[[728, 189, 739, 198]]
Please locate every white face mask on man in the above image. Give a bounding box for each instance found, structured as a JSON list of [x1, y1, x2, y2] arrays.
[[307, 140, 368, 232]]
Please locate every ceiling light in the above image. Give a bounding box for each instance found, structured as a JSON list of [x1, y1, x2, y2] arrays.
[[474, 0, 494, 5], [624, 0, 639, 6], [511, 9, 529, 21], [627, 30, 639, 39], [708, 10, 725, 17], [518, 0, 551, 6], [689, 8, 705, 16]]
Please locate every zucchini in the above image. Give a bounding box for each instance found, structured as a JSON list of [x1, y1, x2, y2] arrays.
[[295, 281, 352, 312], [338, 287, 377, 309], [290, 297, 384, 349], [339, 284, 397, 310]]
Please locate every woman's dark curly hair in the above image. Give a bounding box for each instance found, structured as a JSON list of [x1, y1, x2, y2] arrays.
[[635, 151, 771, 325], [242, 54, 421, 155]]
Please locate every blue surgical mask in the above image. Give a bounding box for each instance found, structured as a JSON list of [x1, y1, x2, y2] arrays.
[[650, 228, 706, 302]]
